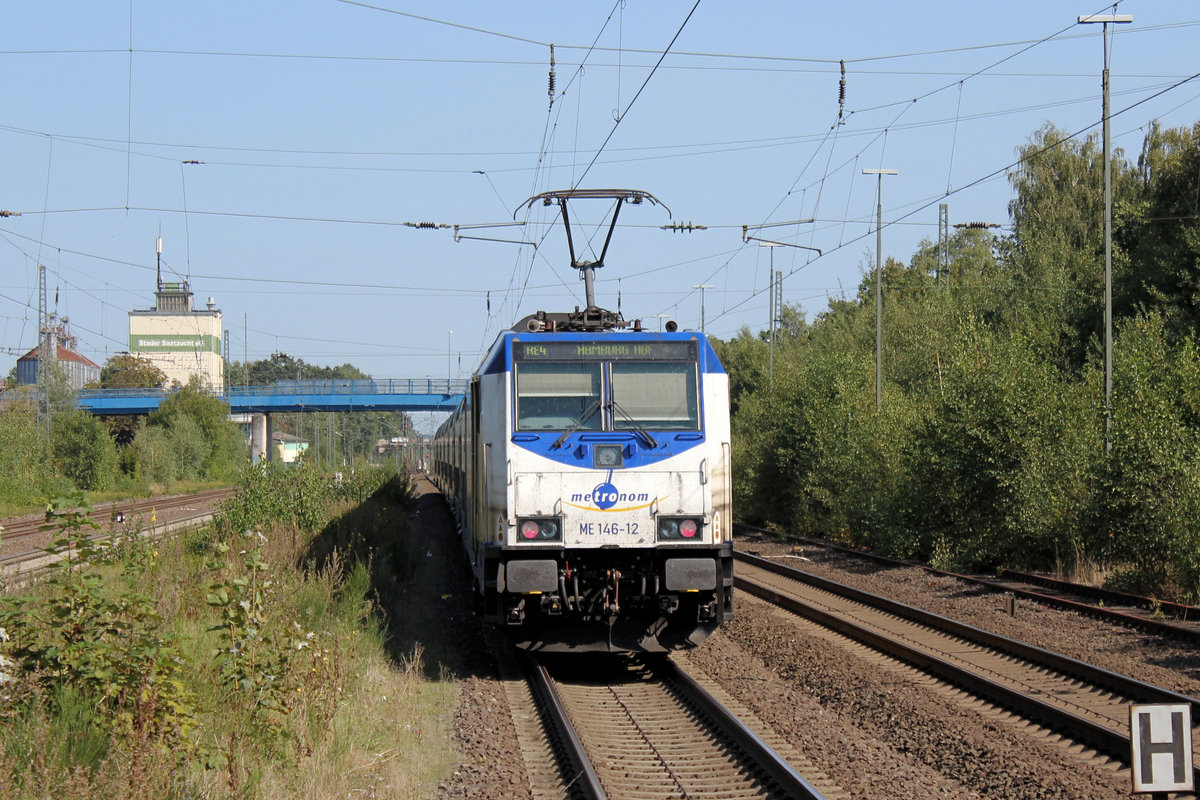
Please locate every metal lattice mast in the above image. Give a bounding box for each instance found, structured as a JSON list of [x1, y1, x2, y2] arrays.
[[774, 269, 783, 330], [768, 260, 775, 392], [36, 264, 51, 444], [938, 204, 950, 289]]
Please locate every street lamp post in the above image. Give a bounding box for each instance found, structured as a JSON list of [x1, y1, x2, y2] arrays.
[[1078, 12, 1131, 450], [863, 168, 898, 409], [692, 284, 714, 333]]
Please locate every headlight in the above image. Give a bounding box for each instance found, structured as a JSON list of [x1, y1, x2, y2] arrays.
[[593, 444, 624, 469], [517, 517, 562, 542], [657, 517, 701, 541]]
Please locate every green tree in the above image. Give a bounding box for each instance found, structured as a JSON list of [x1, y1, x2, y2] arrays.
[[1006, 124, 1138, 369], [909, 228, 1001, 293], [97, 354, 165, 447], [133, 424, 176, 486], [146, 378, 244, 479], [0, 397, 46, 506], [1120, 120, 1200, 340], [99, 353, 167, 388], [236, 352, 370, 385]]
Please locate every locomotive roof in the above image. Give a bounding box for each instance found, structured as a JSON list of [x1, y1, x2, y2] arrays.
[[476, 327, 725, 378]]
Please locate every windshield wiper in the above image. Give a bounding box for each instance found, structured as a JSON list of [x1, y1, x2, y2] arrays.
[[607, 400, 659, 450], [552, 399, 602, 448]]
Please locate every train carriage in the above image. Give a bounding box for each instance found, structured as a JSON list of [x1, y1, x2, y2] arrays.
[[433, 316, 734, 652]]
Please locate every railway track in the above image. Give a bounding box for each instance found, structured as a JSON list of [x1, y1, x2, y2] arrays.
[[736, 523, 1200, 644], [500, 641, 827, 800], [734, 550, 1200, 786], [1, 487, 235, 584]]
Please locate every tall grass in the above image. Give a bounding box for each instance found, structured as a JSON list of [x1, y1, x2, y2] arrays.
[[0, 469, 456, 799]]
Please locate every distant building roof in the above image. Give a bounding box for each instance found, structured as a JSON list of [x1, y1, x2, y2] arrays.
[[18, 344, 100, 369]]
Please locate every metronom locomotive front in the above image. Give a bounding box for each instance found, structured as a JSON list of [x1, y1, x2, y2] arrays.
[[430, 190, 733, 652]]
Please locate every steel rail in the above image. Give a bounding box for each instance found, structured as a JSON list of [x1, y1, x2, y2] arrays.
[[2, 506, 224, 587], [736, 523, 1200, 644], [520, 651, 607, 800], [735, 551, 1200, 787], [1, 488, 236, 543], [1000, 568, 1200, 621], [651, 657, 826, 800]]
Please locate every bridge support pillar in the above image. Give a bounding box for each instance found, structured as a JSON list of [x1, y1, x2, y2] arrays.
[[251, 413, 268, 464], [266, 413, 274, 462]]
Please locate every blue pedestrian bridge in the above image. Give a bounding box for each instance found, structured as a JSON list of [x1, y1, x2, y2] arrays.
[[76, 378, 469, 415]]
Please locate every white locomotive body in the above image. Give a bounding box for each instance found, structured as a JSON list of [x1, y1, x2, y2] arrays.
[[432, 325, 733, 652]]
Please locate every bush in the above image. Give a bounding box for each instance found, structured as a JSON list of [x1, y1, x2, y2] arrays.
[[51, 409, 119, 492], [133, 425, 176, 488], [1098, 314, 1200, 601], [145, 378, 246, 480], [904, 320, 1099, 570], [0, 496, 200, 774], [214, 462, 407, 539], [0, 400, 45, 508], [167, 414, 209, 482]]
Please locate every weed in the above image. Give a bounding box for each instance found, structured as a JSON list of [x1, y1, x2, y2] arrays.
[[1149, 598, 1166, 619], [0, 492, 201, 791], [1, 469, 449, 799], [205, 535, 293, 747]]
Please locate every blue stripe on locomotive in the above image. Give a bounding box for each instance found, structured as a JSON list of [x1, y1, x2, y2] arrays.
[[479, 330, 724, 470]]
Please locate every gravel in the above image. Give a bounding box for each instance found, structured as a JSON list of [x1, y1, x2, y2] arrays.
[[424, 503, 1197, 799], [738, 532, 1200, 697], [414, 475, 531, 800]]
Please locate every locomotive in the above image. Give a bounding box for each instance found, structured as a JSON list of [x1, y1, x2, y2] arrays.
[[431, 190, 733, 652]]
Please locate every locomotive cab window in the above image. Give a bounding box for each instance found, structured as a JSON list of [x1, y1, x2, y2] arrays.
[[515, 363, 602, 431], [611, 362, 699, 430]]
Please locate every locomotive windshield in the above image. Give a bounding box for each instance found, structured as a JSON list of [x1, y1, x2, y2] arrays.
[[513, 340, 700, 432], [611, 362, 698, 430], [515, 363, 603, 431]]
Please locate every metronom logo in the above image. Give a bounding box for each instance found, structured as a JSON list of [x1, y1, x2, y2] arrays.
[[570, 486, 651, 510]]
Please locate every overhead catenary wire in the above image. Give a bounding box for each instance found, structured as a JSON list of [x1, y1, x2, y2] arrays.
[[570, 0, 702, 190], [667, 1, 1131, 326], [4, 3, 1196, 375], [498, 0, 626, 343], [0, 77, 1175, 178], [699, 66, 1200, 332], [14, 17, 1170, 67]]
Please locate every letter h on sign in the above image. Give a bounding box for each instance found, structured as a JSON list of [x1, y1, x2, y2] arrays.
[[1129, 703, 1194, 794]]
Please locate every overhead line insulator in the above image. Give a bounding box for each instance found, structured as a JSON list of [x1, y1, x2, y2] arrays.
[[838, 59, 847, 124], [660, 221, 707, 233], [548, 44, 556, 110]]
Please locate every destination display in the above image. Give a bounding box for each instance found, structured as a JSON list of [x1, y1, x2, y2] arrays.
[[514, 339, 695, 362]]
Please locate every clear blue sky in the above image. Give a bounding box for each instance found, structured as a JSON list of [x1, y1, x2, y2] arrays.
[[1, 1, 1197, 385]]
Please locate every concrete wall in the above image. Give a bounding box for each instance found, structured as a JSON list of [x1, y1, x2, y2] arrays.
[[129, 310, 223, 389]]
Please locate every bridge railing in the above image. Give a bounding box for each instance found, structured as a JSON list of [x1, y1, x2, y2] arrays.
[[76, 378, 470, 403], [226, 378, 470, 397]]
